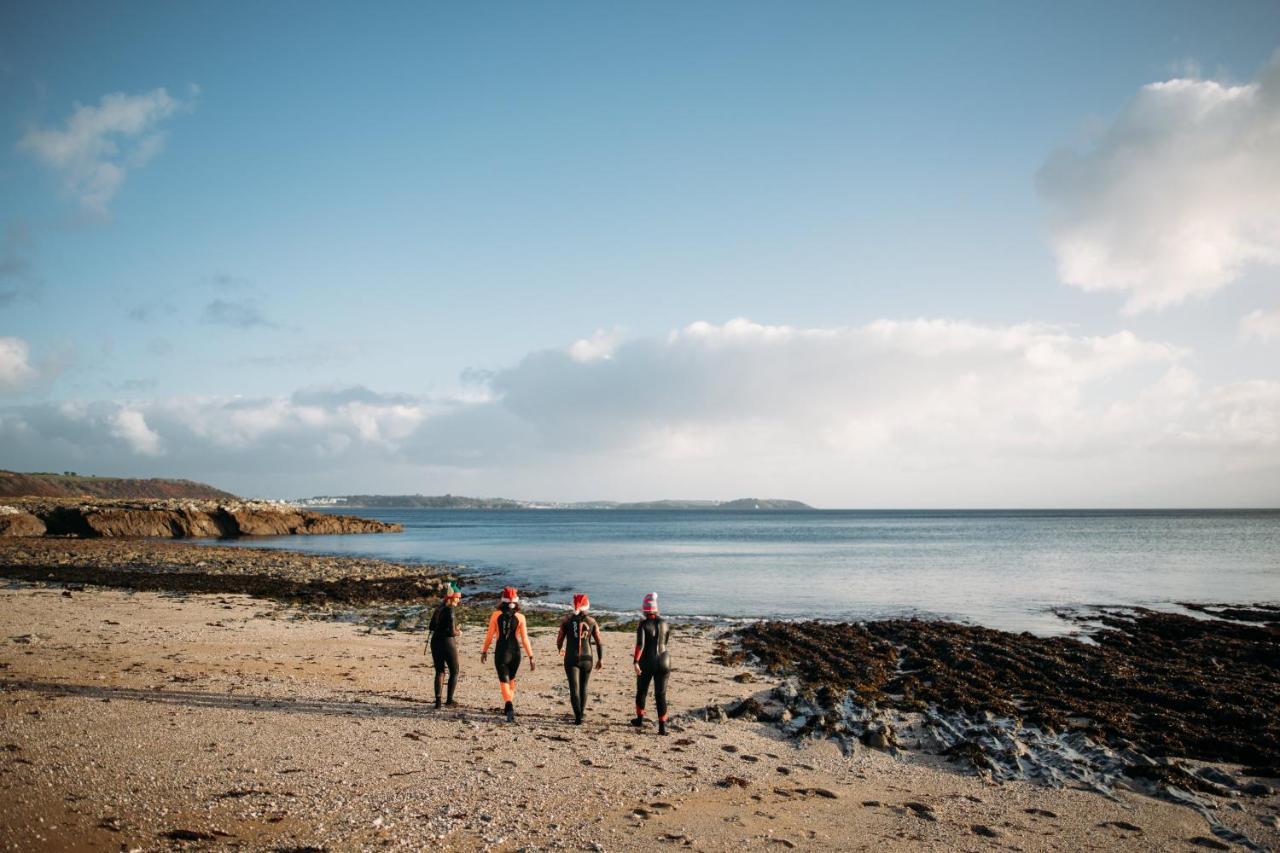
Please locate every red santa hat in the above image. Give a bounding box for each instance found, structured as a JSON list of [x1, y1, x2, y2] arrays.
[[501, 586, 519, 604], [572, 593, 589, 613], [642, 591, 658, 614]]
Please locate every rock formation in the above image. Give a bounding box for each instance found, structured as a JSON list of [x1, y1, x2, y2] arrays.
[[0, 498, 400, 539]]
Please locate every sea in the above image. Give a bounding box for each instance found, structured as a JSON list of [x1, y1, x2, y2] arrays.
[[209, 508, 1280, 635]]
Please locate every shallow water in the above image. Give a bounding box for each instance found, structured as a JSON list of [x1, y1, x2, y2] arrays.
[[207, 509, 1280, 634]]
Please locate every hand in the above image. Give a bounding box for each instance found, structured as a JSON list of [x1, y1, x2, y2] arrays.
[[559, 647, 565, 657], [529, 657, 537, 672], [596, 659, 604, 670], [481, 651, 488, 664], [634, 663, 642, 676]]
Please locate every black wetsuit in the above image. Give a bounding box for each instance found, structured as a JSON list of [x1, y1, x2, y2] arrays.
[[635, 616, 672, 719], [559, 613, 601, 722], [493, 607, 523, 682], [427, 604, 459, 703]]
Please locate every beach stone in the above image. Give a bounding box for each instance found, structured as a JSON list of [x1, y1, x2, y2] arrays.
[[860, 723, 896, 750], [903, 802, 936, 821], [1188, 838, 1230, 850], [1194, 767, 1239, 789], [163, 829, 216, 841], [971, 825, 1000, 838], [1240, 781, 1273, 796]]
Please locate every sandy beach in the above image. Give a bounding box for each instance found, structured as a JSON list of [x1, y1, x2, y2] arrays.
[[2, 541, 1277, 851]]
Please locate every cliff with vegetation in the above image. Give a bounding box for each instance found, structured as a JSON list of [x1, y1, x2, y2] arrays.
[[0, 470, 238, 501]]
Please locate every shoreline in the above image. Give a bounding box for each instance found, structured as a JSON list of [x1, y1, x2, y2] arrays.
[[4, 580, 1278, 850]]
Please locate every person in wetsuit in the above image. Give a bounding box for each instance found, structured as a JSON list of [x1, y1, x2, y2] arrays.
[[426, 581, 462, 708], [556, 593, 603, 725], [481, 587, 536, 722], [632, 591, 672, 736]]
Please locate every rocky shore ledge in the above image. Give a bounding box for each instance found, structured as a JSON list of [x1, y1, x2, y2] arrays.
[[0, 538, 452, 604], [719, 608, 1279, 850], [0, 497, 400, 539]]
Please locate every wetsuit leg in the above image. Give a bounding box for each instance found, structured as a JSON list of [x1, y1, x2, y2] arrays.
[[441, 638, 459, 703], [496, 648, 521, 688], [578, 659, 593, 716], [564, 662, 582, 718], [431, 639, 448, 702], [635, 670, 653, 713], [654, 652, 672, 720]]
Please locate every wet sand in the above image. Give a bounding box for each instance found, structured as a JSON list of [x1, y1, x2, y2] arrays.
[[3, 572, 1278, 850]]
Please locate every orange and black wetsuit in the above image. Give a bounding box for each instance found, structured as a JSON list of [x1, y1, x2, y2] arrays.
[[556, 613, 603, 724], [633, 616, 672, 731], [482, 605, 534, 715]]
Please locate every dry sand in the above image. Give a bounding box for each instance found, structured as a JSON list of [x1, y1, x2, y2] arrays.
[[2, 583, 1277, 851]]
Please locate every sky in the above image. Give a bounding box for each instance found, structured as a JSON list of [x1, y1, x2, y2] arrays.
[[1, 2, 1279, 506]]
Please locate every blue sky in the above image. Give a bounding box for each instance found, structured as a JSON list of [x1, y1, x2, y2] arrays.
[[2, 3, 1279, 504]]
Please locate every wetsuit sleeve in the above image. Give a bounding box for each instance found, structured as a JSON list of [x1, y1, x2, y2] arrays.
[[555, 620, 567, 653], [634, 622, 646, 662], [591, 619, 604, 660], [427, 607, 438, 635], [516, 612, 534, 657], [481, 611, 499, 653]]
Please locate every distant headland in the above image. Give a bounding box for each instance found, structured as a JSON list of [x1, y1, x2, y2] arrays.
[[0, 470, 237, 501], [294, 494, 815, 511]]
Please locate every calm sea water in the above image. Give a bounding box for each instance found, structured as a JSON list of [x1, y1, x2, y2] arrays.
[[210, 509, 1280, 635]]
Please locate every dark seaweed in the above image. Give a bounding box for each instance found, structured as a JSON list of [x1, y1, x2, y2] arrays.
[[736, 608, 1280, 767]]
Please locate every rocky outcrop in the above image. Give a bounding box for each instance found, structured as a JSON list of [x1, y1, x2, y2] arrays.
[[1, 498, 400, 539], [0, 538, 451, 603], [733, 610, 1280, 770], [0, 507, 46, 537]]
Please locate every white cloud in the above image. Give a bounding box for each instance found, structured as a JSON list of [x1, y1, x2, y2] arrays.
[[0, 337, 37, 392], [19, 87, 194, 214], [109, 409, 162, 456], [1240, 307, 1280, 342], [567, 328, 622, 363], [1038, 55, 1280, 312], [1, 320, 1275, 505]]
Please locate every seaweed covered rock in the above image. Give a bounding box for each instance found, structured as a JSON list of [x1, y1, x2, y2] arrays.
[[736, 610, 1280, 769]]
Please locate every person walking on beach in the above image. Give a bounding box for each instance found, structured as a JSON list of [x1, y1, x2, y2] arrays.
[[481, 587, 536, 723], [426, 581, 462, 709], [556, 593, 603, 725], [632, 592, 672, 736]]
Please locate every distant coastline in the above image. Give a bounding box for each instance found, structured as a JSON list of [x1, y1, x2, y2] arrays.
[[292, 494, 814, 511]]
